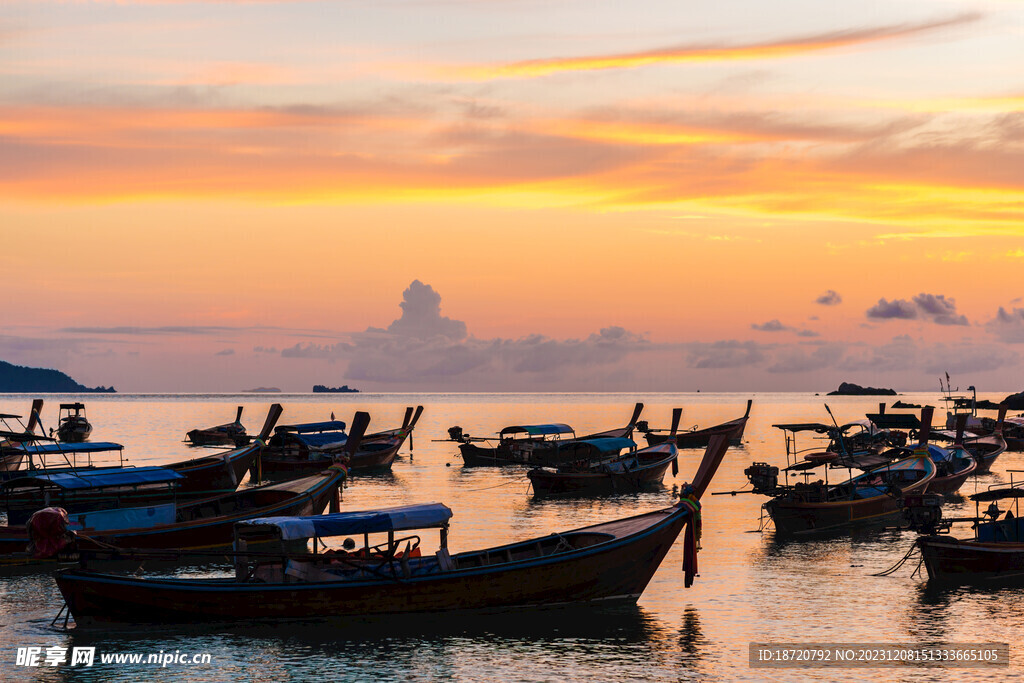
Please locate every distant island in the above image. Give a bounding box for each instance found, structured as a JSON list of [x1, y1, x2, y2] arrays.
[[827, 382, 897, 396], [312, 384, 359, 393], [0, 360, 115, 393], [892, 400, 922, 409], [243, 387, 282, 393]]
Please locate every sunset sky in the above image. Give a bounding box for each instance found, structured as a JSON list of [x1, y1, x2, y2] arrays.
[[2, 0, 1023, 392]]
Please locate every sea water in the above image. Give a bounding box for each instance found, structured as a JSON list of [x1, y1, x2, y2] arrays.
[[0, 392, 1020, 681]]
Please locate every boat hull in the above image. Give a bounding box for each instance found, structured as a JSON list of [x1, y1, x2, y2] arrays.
[[918, 536, 1024, 584], [528, 462, 671, 495], [0, 470, 344, 558], [56, 505, 691, 626], [765, 458, 934, 536]]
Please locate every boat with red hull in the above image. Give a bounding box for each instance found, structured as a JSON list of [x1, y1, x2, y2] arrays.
[[52, 422, 740, 626], [640, 400, 751, 449]]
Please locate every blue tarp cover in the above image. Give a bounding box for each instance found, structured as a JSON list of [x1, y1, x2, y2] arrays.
[[13, 441, 124, 455], [238, 503, 454, 540], [1, 466, 184, 490], [284, 432, 348, 450], [500, 423, 574, 437], [561, 437, 635, 454], [276, 421, 346, 434]]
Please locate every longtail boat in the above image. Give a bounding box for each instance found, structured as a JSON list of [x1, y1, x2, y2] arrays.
[[906, 480, 1024, 584], [640, 400, 750, 449], [528, 409, 691, 496], [56, 403, 92, 443], [257, 406, 422, 475], [0, 399, 45, 472], [1, 405, 283, 518], [920, 412, 977, 495], [0, 414, 368, 566], [52, 420, 739, 626], [185, 406, 248, 447], [167, 404, 281, 494], [718, 404, 935, 536], [453, 403, 644, 467]]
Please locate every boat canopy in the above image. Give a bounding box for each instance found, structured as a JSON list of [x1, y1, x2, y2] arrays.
[[276, 421, 347, 434], [1, 466, 183, 491], [499, 423, 574, 437], [914, 444, 954, 462], [866, 413, 921, 429], [560, 437, 635, 454], [237, 503, 454, 540], [59, 403, 87, 411], [279, 431, 347, 450], [971, 487, 1024, 502], [11, 441, 124, 455], [772, 423, 834, 434]]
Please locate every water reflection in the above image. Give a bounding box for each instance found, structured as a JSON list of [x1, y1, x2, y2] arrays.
[[53, 605, 681, 682]]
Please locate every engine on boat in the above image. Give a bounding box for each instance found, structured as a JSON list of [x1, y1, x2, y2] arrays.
[[447, 426, 468, 443], [901, 493, 946, 534], [744, 462, 779, 493]]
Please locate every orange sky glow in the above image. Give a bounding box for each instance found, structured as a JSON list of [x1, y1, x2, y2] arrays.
[[2, 1, 1022, 392]]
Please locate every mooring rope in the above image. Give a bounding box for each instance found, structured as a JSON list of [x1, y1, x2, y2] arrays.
[[873, 542, 919, 577]]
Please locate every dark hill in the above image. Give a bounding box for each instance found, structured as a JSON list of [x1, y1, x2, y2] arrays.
[[0, 360, 115, 393]]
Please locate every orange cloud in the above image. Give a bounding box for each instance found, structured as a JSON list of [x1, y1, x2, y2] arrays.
[[447, 13, 982, 80]]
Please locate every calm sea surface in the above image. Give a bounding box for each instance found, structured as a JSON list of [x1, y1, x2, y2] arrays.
[[1, 392, 1021, 682]]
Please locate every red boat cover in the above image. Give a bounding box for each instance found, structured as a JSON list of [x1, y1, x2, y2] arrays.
[[27, 507, 76, 559]]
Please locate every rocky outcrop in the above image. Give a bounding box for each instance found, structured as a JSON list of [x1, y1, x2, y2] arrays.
[[827, 382, 897, 396]]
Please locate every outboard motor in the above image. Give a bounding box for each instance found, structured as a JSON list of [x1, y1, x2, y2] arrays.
[[635, 420, 650, 434], [901, 493, 945, 534], [744, 462, 779, 493], [26, 507, 77, 559], [447, 426, 467, 443]]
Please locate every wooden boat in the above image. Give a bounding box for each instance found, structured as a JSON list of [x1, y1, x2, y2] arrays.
[[640, 400, 750, 449], [719, 405, 937, 536], [1, 405, 283, 518], [764, 455, 936, 536], [257, 406, 422, 475], [922, 413, 977, 495], [53, 425, 738, 626], [455, 403, 644, 467], [0, 414, 368, 564], [56, 403, 92, 443], [912, 482, 1024, 584], [168, 404, 281, 494], [185, 406, 248, 447], [0, 399, 45, 473], [528, 409, 691, 495], [0, 466, 348, 560]]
